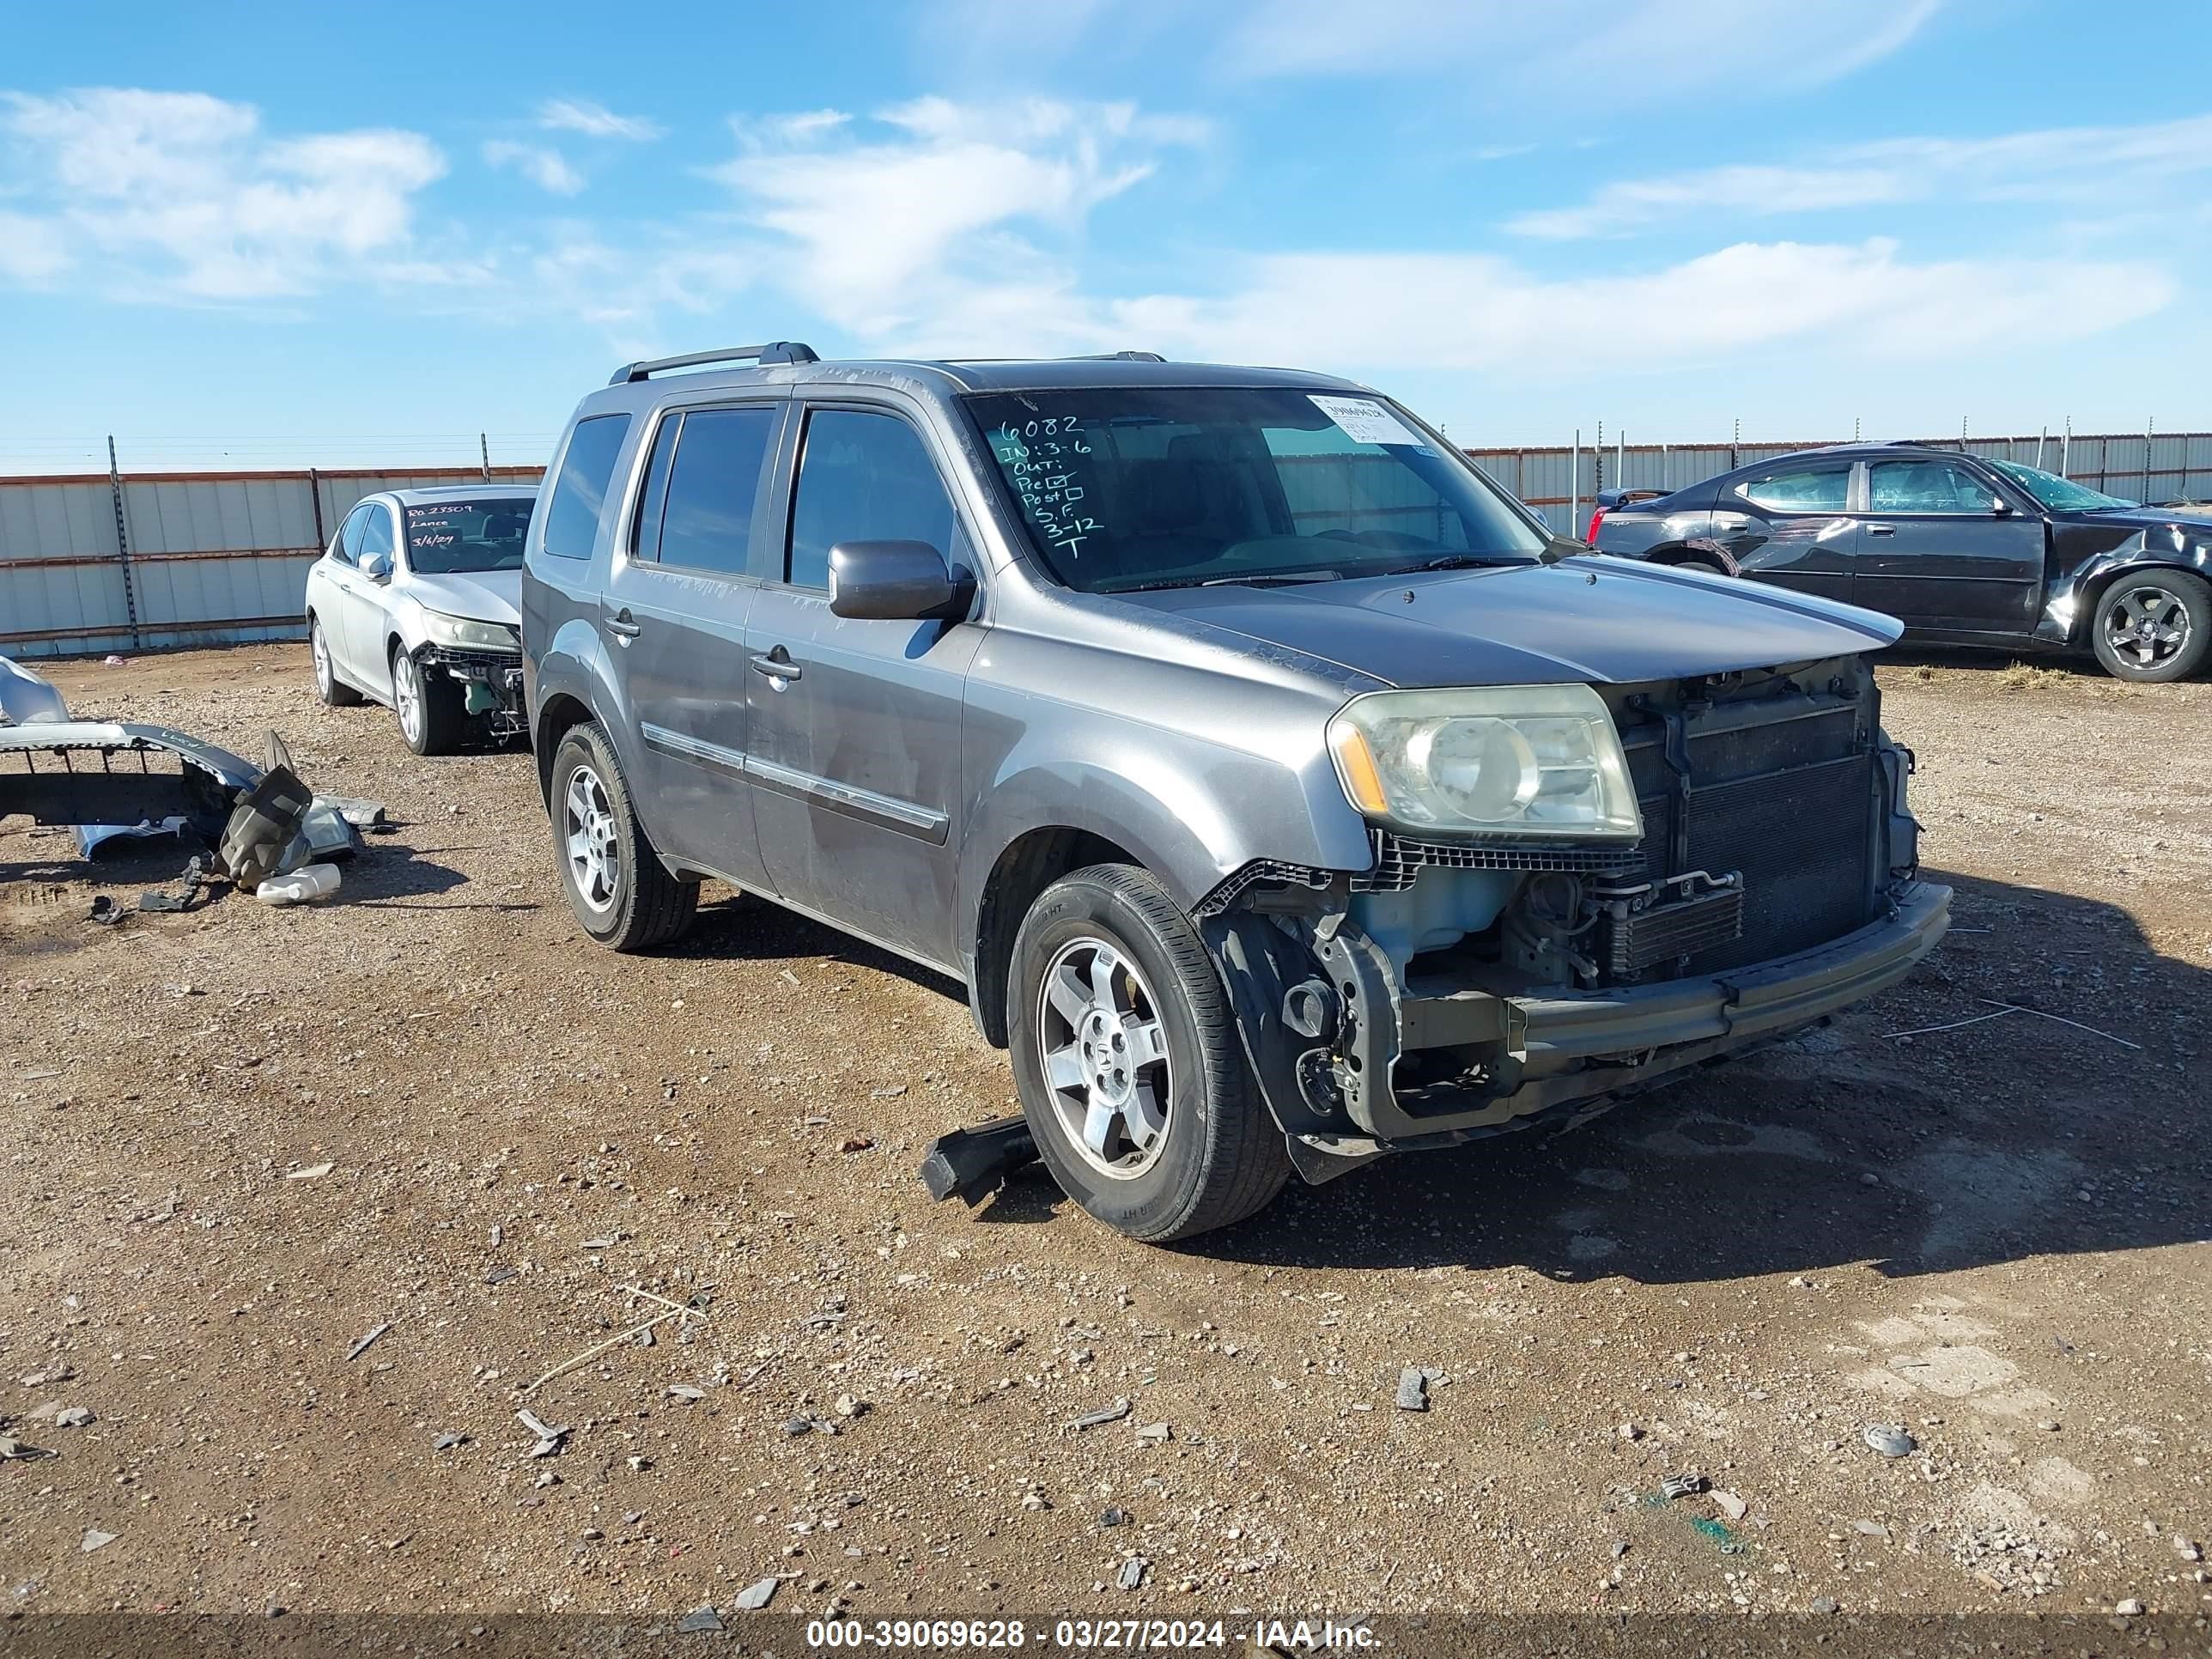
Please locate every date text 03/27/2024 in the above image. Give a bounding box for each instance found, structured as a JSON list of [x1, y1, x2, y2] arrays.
[[802, 1618, 1381, 1650]]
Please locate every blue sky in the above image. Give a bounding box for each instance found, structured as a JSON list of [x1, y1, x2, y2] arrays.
[[3, 0, 2210, 472]]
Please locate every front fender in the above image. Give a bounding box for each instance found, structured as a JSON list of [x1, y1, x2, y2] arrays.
[[2039, 527, 2212, 645]]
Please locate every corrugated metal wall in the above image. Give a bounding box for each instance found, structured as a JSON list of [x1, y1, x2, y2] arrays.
[[0, 465, 544, 657], [3, 434, 2209, 657]]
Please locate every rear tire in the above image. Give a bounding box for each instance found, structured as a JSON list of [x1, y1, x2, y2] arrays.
[[549, 722, 696, 951], [1007, 863, 1290, 1242], [1672, 556, 1727, 577], [2091, 571, 2209, 682], [310, 617, 362, 706], [392, 644, 466, 756]]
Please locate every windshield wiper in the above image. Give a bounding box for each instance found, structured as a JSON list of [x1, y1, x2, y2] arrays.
[[1379, 553, 1532, 575], [1111, 571, 1343, 592]]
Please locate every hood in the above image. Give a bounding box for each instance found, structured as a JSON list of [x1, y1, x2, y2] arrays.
[[2066, 504, 2212, 536], [1110, 556, 1902, 687], [403, 568, 521, 628]]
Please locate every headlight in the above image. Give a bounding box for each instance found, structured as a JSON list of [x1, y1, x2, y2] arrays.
[[1327, 685, 1642, 839], [419, 611, 520, 651]]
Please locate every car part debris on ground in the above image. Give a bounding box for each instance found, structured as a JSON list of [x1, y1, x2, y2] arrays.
[[256, 862, 341, 906], [1660, 1471, 1709, 1500], [3, 653, 375, 905], [918, 1114, 1038, 1206]]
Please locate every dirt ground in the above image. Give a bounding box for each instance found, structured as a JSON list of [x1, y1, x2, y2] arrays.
[[2, 642, 2209, 1626]]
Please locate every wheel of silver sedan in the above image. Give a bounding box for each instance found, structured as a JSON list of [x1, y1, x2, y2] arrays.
[[2101, 583, 2191, 671], [392, 651, 422, 744], [562, 764, 621, 915], [1035, 935, 1174, 1180]]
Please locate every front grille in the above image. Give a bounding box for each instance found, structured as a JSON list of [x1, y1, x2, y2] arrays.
[[1357, 830, 1644, 892]]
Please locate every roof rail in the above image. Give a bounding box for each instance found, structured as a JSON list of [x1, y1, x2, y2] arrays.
[[609, 342, 821, 385], [1069, 349, 1165, 362]]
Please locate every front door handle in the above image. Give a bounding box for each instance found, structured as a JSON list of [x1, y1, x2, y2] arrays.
[[750, 647, 801, 683], [1863, 523, 1895, 537], [606, 608, 643, 639]]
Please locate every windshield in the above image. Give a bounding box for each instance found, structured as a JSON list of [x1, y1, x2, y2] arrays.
[[1988, 461, 2135, 513], [966, 387, 1547, 592], [404, 497, 536, 574]]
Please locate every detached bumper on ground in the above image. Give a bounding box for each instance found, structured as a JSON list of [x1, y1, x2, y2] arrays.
[[1218, 882, 1952, 1165]]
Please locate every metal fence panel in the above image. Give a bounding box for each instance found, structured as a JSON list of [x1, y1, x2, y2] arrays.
[[0, 479, 117, 565], [3, 432, 2205, 661]]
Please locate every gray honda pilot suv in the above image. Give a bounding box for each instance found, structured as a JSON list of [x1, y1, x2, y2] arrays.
[[521, 344, 1949, 1242]]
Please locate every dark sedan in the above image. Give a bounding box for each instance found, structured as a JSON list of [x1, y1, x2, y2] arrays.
[[1588, 442, 2212, 682]]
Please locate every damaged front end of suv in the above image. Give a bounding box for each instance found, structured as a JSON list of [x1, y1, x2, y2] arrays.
[[1196, 653, 1948, 1182]]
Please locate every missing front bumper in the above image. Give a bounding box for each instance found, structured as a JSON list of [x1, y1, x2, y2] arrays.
[[1210, 881, 1950, 1164]]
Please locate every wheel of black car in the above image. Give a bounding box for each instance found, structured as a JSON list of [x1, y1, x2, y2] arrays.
[[310, 616, 361, 706], [1007, 863, 1290, 1242], [1674, 556, 1727, 577], [391, 644, 465, 756], [549, 721, 696, 951], [2092, 572, 2210, 683]]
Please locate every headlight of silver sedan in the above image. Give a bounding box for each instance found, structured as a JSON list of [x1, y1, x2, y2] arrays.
[[419, 611, 520, 651], [1327, 684, 1642, 839]]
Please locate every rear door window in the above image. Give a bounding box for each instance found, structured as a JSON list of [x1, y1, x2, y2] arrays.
[[654, 406, 780, 576], [542, 414, 632, 560], [335, 503, 369, 564], [786, 409, 957, 591], [358, 502, 395, 559], [1740, 466, 1850, 512]]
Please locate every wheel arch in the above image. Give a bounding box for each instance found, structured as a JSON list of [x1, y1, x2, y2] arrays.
[[2069, 557, 2210, 646], [1644, 538, 1741, 575], [967, 824, 1143, 1048]]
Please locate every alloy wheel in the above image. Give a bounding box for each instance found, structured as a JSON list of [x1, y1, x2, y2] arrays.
[[2104, 584, 2191, 671], [312, 624, 333, 696], [1035, 935, 1173, 1180], [393, 652, 422, 744], [562, 764, 621, 915]]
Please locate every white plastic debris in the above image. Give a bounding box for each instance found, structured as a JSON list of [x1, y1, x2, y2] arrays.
[[256, 862, 341, 906]]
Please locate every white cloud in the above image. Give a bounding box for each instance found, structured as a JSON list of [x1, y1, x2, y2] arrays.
[[483, 139, 585, 196], [1222, 0, 1942, 92], [1099, 240, 2173, 374], [1513, 112, 2212, 238], [0, 88, 444, 300], [0, 210, 72, 283], [704, 97, 1203, 337], [536, 98, 664, 143]]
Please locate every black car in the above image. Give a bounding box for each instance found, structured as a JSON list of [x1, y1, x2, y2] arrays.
[[1587, 442, 2212, 682]]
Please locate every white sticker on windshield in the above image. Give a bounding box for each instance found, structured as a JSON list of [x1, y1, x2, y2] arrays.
[[1308, 394, 1424, 447]]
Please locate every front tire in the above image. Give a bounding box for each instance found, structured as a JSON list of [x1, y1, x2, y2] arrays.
[[549, 722, 696, 951], [2092, 572, 2210, 682], [392, 644, 466, 755], [310, 616, 362, 706], [1007, 863, 1290, 1242]]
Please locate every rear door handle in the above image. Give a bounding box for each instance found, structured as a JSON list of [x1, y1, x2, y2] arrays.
[[750, 647, 801, 683], [605, 609, 643, 639], [1863, 523, 1895, 537]]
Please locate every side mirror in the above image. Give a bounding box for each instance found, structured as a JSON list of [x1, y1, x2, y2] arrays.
[[360, 551, 393, 581], [1990, 497, 2014, 517], [828, 540, 969, 620]]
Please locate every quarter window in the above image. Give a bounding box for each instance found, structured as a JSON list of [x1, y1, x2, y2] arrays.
[[542, 414, 632, 560], [1741, 467, 1850, 512], [787, 410, 957, 592], [655, 407, 779, 576], [1869, 460, 2002, 515]]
